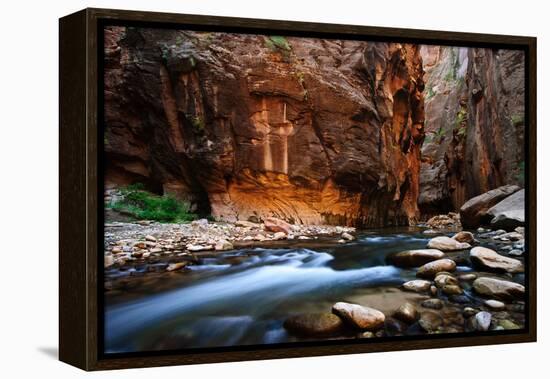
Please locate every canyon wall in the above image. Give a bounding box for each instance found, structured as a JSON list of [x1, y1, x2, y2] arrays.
[[104, 26, 425, 227], [419, 45, 525, 216]]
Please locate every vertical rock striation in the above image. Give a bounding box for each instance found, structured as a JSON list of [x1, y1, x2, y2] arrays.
[[104, 27, 425, 227], [419, 45, 525, 216]]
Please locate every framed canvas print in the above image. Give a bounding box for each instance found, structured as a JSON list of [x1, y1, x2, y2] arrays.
[[59, 8, 537, 371]]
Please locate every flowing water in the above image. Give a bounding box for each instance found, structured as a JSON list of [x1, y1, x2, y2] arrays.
[[104, 227, 512, 353]]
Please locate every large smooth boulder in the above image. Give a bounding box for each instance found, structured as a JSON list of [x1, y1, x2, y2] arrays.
[[427, 236, 471, 251], [470, 246, 524, 273], [263, 217, 292, 234], [459, 185, 521, 228], [332, 302, 385, 330], [283, 313, 344, 336], [487, 189, 525, 231], [388, 249, 445, 267], [472, 277, 525, 300], [417, 258, 456, 278]]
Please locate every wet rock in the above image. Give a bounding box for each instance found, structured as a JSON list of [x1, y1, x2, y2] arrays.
[[423, 229, 442, 235], [341, 232, 355, 241], [402, 280, 432, 293], [104, 254, 115, 268], [475, 311, 492, 331], [421, 299, 444, 310], [470, 246, 523, 273], [264, 217, 292, 234], [394, 302, 418, 324], [434, 272, 459, 288], [448, 295, 470, 304], [487, 189, 525, 231], [427, 236, 471, 251], [458, 273, 477, 281], [384, 317, 408, 336], [485, 299, 506, 310], [463, 307, 477, 318], [473, 277, 525, 300], [430, 285, 438, 296], [214, 240, 234, 251], [419, 312, 443, 333], [417, 259, 457, 278], [508, 249, 524, 256], [388, 249, 445, 267], [145, 235, 157, 242], [332, 302, 385, 330], [166, 262, 188, 272], [459, 185, 521, 228], [186, 244, 213, 252], [442, 284, 463, 296], [360, 331, 375, 338], [452, 231, 475, 244], [494, 231, 523, 241], [499, 319, 520, 330], [283, 313, 344, 337]]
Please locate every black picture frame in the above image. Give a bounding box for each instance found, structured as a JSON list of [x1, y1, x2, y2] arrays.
[[59, 8, 537, 371]]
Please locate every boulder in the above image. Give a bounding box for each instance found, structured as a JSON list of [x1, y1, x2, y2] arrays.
[[283, 313, 344, 337], [332, 302, 385, 330], [402, 280, 432, 293], [487, 189, 525, 231], [417, 259, 457, 278], [452, 231, 475, 244], [264, 217, 292, 234], [388, 249, 445, 267], [459, 185, 521, 228], [427, 236, 471, 251], [472, 277, 525, 300], [470, 246, 523, 273]]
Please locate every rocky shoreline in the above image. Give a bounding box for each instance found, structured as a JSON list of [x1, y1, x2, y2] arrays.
[[104, 184, 526, 340]]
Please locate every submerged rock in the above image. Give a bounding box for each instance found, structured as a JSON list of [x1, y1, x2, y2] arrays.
[[393, 302, 419, 324], [421, 299, 444, 310], [283, 313, 344, 337], [419, 312, 443, 333], [332, 302, 385, 330]]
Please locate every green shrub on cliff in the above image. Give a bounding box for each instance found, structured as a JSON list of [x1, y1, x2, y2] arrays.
[[109, 185, 197, 223]]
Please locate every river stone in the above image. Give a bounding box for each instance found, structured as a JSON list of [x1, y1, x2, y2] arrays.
[[389, 249, 445, 267], [442, 284, 463, 296], [434, 272, 459, 288], [417, 259, 457, 279], [145, 235, 157, 242], [402, 280, 432, 293], [487, 189, 525, 231], [393, 302, 418, 324], [499, 319, 520, 330], [419, 312, 443, 333], [214, 239, 234, 251], [473, 277, 525, 300], [283, 313, 344, 337], [341, 232, 355, 241], [470, 247, 523, 273], [475, 311, 492, 331], [166, 262, 188, 272], [421, 299, 444, 310], [452, 231, 475, 244], [463, 307, 477, 318], [459, 185, 521, 228], [485, 299, 506, 310], [264, 217, 292, 234], [427, 236, 471, 251], [458, 273, 477, 281], [332, 302, 385, 330], [384, 317, 408, 336], [104, 254, 115, 268]]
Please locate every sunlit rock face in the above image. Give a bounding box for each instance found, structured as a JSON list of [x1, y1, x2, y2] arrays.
[[419, 45, 525, 216], [104, 27, 425, 227]]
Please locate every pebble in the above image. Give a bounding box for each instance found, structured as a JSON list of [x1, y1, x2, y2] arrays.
[[145, 235, 157, 242], [341, 232, 355, 241], [463, 307, 477, 318], [485, 299, 506, 310], [421, 299, 444, 310], [475, 311, 492, 331]]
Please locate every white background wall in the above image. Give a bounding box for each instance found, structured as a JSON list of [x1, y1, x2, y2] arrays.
[[0, 0, 546, 377]]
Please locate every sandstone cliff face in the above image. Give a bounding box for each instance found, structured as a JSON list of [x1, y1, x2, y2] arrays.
[[419, 45, 524, 216], [104, 26, 425, 227]]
